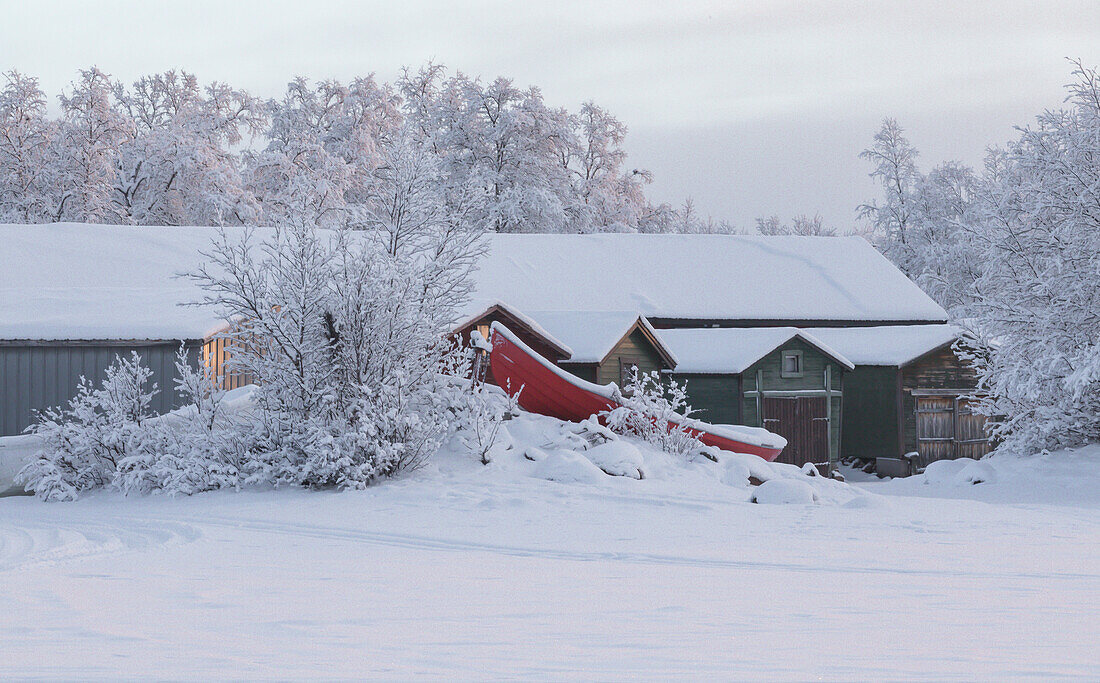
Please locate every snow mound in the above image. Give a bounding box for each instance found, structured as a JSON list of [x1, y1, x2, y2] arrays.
[[529, 449, 608, 484], [439, 408, 862, 505], [922, 458, 998, 486], [874, 444, 1100, 507], [583, 441, 645, 479], [751, 479, 818, 505]]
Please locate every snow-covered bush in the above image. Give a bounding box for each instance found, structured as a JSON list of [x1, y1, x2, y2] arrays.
[[603, 368, 702, 456], [450, 380, 521, 465], [113, 346, 248, 496], [189, 147, 485, 489], [23, 138, 485, 499], [18, 352, 157, 501]]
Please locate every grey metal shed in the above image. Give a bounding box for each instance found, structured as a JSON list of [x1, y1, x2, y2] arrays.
[[0, 339, 204, 436]]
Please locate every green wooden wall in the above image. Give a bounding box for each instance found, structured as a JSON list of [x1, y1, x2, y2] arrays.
[[673, 373, 741, 425], [839, 365, 900, 460], [741, 337, 845, 462], [560, 363, 598, 383]]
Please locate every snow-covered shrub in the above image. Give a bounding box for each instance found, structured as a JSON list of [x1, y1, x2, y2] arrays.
[[603, 368, 702, 456], [114, 346, 247, 496], [450, 380, 520, 465], [191, 147, 485, 489], [18, 352, 157, 501]]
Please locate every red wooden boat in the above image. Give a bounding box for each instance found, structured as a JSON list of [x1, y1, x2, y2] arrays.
[[488, 321, 786, 461]]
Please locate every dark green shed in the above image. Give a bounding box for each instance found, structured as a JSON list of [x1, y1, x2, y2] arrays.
[[659, 328, 853, 469]]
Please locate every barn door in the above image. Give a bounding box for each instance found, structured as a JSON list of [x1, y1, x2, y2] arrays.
[[955, 398, 992, 459], [915, 396, 956, 465], [763, 396, 829, 468], [916, 395, 992, 466]]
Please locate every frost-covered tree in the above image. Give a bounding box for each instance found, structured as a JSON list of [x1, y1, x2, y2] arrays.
[[859, 119, 984, 311], [960, 60, 1100, 455], [565, 101, 653, 232], [2, 63, 671, 233], [55, 68, 132, 223], [755, 214, 837, 236], [398, 67, 579, 233], [859, 118, 919, 262], [246, 75, 401, 227], [360, 125, 487, 314], [0, 71, 60, 222], [112, 71, 266, 225], [670, 197, 739, 234]]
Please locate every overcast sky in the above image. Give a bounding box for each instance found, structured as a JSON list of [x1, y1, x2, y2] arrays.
[[2, 0, 1099, 230]]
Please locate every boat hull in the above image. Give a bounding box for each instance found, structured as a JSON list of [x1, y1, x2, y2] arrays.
[[489, 323, 783, 461]]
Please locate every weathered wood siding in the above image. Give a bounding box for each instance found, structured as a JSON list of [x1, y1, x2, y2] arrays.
[[595, 329, 667, 386], [673, 373, 742, 425], [839, 365, 900, 460], [741, 338, 844, 463], [0, 341, 202, 437], [900, 345, 981, 456]]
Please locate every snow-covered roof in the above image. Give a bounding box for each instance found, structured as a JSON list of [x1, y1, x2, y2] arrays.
[[467, 233, 947, 324], [527, 311, 676, 366], [526, 311, 638, 364], [0, 223, 232, 341], [3, 224, 947, 343], [802, 325, 961, 366], [658, 327, 855, 374]]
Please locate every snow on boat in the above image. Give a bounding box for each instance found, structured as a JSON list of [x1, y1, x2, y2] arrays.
[[488, 321, 786, 461]]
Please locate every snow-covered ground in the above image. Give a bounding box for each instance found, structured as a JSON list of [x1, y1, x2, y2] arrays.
[[2, 418, 1098, 679]]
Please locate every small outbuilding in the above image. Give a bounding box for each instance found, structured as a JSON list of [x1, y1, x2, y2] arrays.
[[806, 325, 990, 468], [0, 223, 234, 436], [657, 328, 853, 467]]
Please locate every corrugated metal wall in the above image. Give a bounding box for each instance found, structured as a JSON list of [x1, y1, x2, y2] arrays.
[[0, 342, 201, 436]]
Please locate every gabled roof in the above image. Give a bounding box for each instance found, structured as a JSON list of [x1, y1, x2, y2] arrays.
[[466, 233, 947, 324], [657, 327, 855, 374], [804, 325, 961, 367], [529, 311, 677, 367], [452, 301, 573, 360]]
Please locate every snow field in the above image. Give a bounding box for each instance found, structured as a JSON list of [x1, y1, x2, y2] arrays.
[[2, 413, 1099, 678]]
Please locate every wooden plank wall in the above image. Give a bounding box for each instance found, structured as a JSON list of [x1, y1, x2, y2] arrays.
[[900, 345, 981, 455], [595, 329, 666, 386]]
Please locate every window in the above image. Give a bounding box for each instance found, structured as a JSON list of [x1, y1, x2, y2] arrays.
[[781, 350, 803, 378]]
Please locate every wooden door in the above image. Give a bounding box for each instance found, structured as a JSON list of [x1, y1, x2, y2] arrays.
[[763, 396, 829, 467], [762, 397, 798, 463], [955, 398, 992, 459], [916, 396, 956, 464], [802, 397, 829, 464]]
